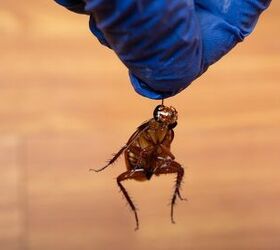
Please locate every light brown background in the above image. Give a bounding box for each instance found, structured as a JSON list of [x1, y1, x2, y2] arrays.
[[0, 1, 279, 250]]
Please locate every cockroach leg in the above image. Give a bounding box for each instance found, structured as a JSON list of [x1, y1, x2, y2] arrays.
[[90, 144, 128, 172], [154, 160, 185, 224], [91, 121, 151, 173], [117, 169, 146, 231]]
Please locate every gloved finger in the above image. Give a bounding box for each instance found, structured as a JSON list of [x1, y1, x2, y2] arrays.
[[54, 0, 271, 100], [195, 0, 272, 67], [58, 0, 205, 100], [85, 0, 204, 99]]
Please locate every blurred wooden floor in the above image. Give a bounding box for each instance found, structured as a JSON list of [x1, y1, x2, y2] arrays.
[[0, 1, 280, 250]]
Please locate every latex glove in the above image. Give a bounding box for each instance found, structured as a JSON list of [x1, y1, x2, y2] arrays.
[[55, 0, 271, 99]]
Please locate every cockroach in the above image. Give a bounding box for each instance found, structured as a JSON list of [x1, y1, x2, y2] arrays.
[[90, 103, 185, 230]]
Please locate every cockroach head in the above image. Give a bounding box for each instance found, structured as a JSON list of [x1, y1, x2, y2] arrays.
[[153, 105, 178, 128]]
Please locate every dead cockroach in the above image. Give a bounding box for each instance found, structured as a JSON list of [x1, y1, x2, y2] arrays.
[[90, 103, 186, 230]]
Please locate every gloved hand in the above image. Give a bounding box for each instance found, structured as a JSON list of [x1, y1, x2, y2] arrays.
[[55, 0, 271, 99]]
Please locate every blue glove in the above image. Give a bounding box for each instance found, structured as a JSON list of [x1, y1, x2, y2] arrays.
[[55, 0, 271, 99]]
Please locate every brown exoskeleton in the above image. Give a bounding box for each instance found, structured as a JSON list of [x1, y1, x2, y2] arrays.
[[90, 104, 185, 230]]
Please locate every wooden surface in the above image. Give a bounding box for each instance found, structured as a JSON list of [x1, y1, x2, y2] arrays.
[[0, 1, 280, 250]]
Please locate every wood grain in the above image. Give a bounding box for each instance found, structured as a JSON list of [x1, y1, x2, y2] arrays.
[[0, 1, 279, 250]]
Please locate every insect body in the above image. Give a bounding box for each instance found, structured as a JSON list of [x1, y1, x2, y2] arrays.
[[91, 105, 185, 230]]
